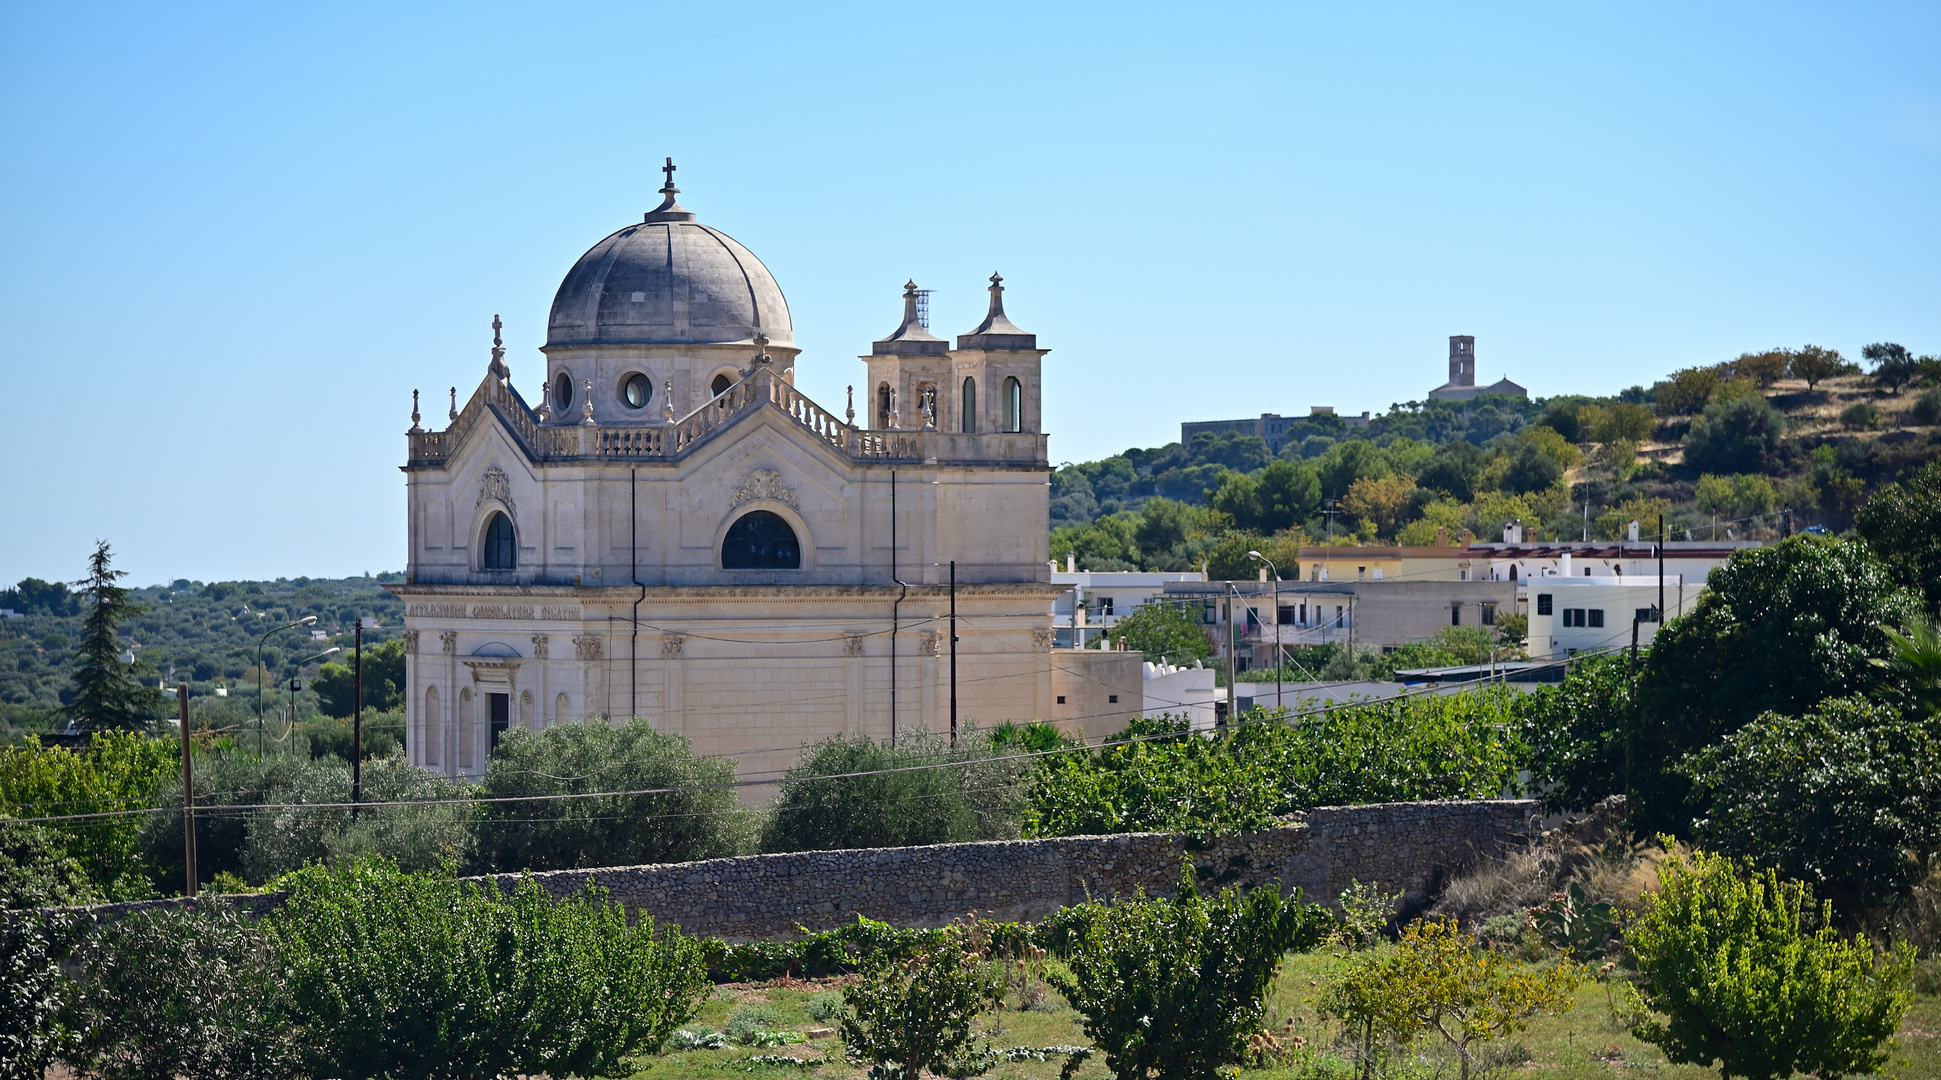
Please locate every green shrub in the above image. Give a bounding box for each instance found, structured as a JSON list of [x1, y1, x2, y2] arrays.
[[840, 922, 1003, 1080], [806, 990, 846, 1022], [0, 910, 86, 1080], [475, 718, 746, 872], [1682, 394, 1785, 474], [1912, 388, 1941, 426], [0, 820, 101, 910], [66, 901, 298, 1080], [270, 856, 708, 1079], [761, 728, 1026, 853], [0, 732, 172, 898], [1840, 401, 1882, 431], [724, 1002, 791, 1045], [1048, 873, 1330, 1080], [1627, 850, 1915, 1080]]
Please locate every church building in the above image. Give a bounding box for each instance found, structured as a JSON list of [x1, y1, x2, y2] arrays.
[[392, 162, 1139, 784]]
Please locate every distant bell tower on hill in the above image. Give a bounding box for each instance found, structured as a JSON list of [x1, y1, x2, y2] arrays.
[[1447, 335, 1476, 389], [1428, 333, 1526, 402]]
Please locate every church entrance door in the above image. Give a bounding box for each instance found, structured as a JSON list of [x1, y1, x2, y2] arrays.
[[488, 693, 510, 749]]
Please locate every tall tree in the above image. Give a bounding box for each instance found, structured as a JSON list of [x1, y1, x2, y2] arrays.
[[1787, 344, 1847, 390], [65, 541, 165, 732], [1863, 342, 1918, 393], [1854, 458, 1941, 611]]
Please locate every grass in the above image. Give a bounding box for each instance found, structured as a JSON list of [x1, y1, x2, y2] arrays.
[[621, 954, 1941, 1080]]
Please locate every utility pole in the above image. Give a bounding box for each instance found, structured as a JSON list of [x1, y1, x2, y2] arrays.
[[1224, 583, 1238, 727], [353, 617, 373, 821], [1657, 514, 1666, 627], [178, 682, 195, 898], [949, 560, 958, 748]]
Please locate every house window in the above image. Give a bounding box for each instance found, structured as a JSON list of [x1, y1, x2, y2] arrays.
[[1108, 695, 1118, 703], [488, 692, 509, 749], [1373, 568, 1384, 580], [1003, 377, 1022, 432], [1481, 603, 1497, 626], [1564, 609, 1586, 627], [1278, 605, 1294, 625], [722, 511, 801, 569], [1056, 695, 1066, 705], [1635, 607, 1660, 623], [1510, 564, 1518, 581], [1450, 604, 1462, 627], [1588, 609, 1605, 628], [1099, 596, 1115, 616], [1203, 602, 1217, 625], [961, 376, 978, 433], [1335, 605, 1345, 628], [1536, 594, 1553, 616], [482, 512, 516, 570]]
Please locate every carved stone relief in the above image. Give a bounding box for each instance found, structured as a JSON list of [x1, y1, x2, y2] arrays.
[[1031, 629, 1055, 652], [573, 635, 603, 661], [531, 634, 550, 659], [661, 633, 686, 660], [844, 634, 866, 658], [403, 630, 419, 654], [478, 465, 514, 519], [440, 631, 458, 655], [731, 468, 799, 510], [919, 631, 940, 657]]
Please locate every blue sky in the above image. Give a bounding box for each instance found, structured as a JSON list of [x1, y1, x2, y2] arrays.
[[2, 2, 1936, 585]]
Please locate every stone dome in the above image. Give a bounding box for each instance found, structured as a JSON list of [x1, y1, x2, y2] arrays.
[[546, 175, 792, 349]]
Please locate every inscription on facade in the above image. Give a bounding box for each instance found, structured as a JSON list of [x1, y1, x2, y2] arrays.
[[539, 606, 580, 621], [469, 604, 536, 620], [410, 603, 468, 619]]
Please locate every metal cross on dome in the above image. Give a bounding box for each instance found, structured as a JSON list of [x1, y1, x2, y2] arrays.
[[660, 157, 678, 193]]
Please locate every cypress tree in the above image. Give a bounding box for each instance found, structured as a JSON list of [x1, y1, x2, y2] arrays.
[[66, 541, 165, 731]]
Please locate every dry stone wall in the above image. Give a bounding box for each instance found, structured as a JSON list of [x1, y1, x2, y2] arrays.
[[485, 799, 1538, 941]]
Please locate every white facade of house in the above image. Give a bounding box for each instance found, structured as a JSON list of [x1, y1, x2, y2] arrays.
[[1526, 575, 1695, 659]]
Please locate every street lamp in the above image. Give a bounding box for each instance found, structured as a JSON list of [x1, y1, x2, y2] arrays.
[[257, 616, 318, 754], [285, 647, 340, 739], [1248, 551, 1282, 711]]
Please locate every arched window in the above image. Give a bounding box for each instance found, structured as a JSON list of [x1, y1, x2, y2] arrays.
[[482, 512, 516, 570], [876, 382, 892, 429], [711, 373, 734, 398], [961, 376, 977, 433], [722, 510, 800, 569], [1003, 377, 1023, 432]]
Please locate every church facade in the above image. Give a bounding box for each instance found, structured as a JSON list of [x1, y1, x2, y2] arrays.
[[391, 164, 1139, 784]]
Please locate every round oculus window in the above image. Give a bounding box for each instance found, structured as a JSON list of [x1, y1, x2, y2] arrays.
[[554, 372, 573, 411], [623, 373, 651, 409]]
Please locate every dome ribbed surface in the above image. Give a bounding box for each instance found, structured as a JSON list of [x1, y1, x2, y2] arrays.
[[546, 220, 792, 348]]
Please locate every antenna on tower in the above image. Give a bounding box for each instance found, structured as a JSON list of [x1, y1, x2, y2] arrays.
[[913, 288, 931, 329]]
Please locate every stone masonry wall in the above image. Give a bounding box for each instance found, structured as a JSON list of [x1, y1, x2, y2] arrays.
[[486, 799, 1538, 941], [58, 800, 1539, 940]]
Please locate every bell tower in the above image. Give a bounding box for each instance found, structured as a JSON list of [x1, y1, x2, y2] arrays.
[[1448, 335, 1477, 389]]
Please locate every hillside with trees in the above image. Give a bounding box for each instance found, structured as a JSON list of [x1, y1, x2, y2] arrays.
[[1051, 343, 1940, 577]]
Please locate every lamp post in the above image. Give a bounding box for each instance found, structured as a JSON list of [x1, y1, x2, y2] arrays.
[[285, 647, 341, 740], [257, 616, 318, 755], [1248, 551, 1281, 711]]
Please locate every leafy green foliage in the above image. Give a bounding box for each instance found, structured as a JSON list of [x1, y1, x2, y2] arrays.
[[271, 856, 707, 1080], [66, 541, 168, 732], [1047, 872, 1329, 1080], [1788, 344, 1850, 389], [1685, 696, 1941, 915], [312, 637, 406, 717], [701, 914, 958, 982], [1527, 881, 1613, 955], [1631, 535, 1922, 836], [1106, 601, 1211, 663], [1025, 691, 1529, 838], [1332, 879, 1401, 950], [0, 910, 84, 1080], [0, 820, 100, 909], [1865, 341, 1920, 393], [761, 728, 1025, 853], [840, 922, 1003, 1080], [1855, 457, 1941, 611], [1320, 917, 1580, 1080], [476, 718, 745, 872], [1627, 850, 1915, 1080], [1519, 653, 1634, 814], [1682, 393, 1786, 474], [0, 732, 172, 898], [66, 901, 299, 1080]]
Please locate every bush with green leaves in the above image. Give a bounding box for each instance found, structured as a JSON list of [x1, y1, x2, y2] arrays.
[[1025, 689, 1529, 838], [270, 856, 708, 1080], [1105, 601, 1213, 664], [1681, 393, 1785, 474], [840, 921, 1004, 1080], [1518, 652, 1634, 814], [761, 728, 1026, 853], [0, 732, 172, 899], [1627, 850, 1915, 1080], [1855, 457, 1941, 610], [1048, 873, 1330, 1080], [724, 1002, 793, 1045], [1630, 534, 1921, 836], [66, 900, 298, 1080], [0, 820, 100, 910], [0, 910, 85, 1080], [475, 718, 746, 872], [1684, 696, 1941, 915]]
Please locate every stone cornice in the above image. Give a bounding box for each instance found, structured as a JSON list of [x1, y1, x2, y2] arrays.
[[389, 582, 1066, 603]]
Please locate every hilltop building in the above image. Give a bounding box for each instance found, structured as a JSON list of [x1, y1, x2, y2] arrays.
[[391, 161, 1138, 784], [1428, 335, 1526, 402]]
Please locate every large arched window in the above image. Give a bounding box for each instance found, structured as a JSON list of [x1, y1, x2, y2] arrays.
[[1003, 377, 1023, 432], [876, 383, 892, 429], [482, 512, 516, 570], [711, 373, 734, 398], [961, 376, 978, 433], [722, 511, 801, 569]]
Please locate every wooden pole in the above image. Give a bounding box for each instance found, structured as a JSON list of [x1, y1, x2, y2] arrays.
[[353, 620, 365, 821], [949, 560, 958, 748], [178, 682, 195, 898]]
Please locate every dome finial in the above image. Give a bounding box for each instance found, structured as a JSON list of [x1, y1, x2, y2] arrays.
[[488, 314, 509, 380], [645, 156, 695, 222]]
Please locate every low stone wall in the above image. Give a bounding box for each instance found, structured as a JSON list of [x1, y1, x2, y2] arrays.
[[50, 800, 1539, 940], [486, 799, 1538, 941]]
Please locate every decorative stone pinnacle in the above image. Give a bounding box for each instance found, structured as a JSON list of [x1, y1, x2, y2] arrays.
[[887, 384, 900, 430], [409, 389, 422, 433], [750, 331, 773, 366], [662, 380, 675, 423], [488, 313, 509, 380], [846, 385, 856, 427], [449, 387, 458, 421], [535, 379, 552, 422], [580, 379, 596, 426]]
